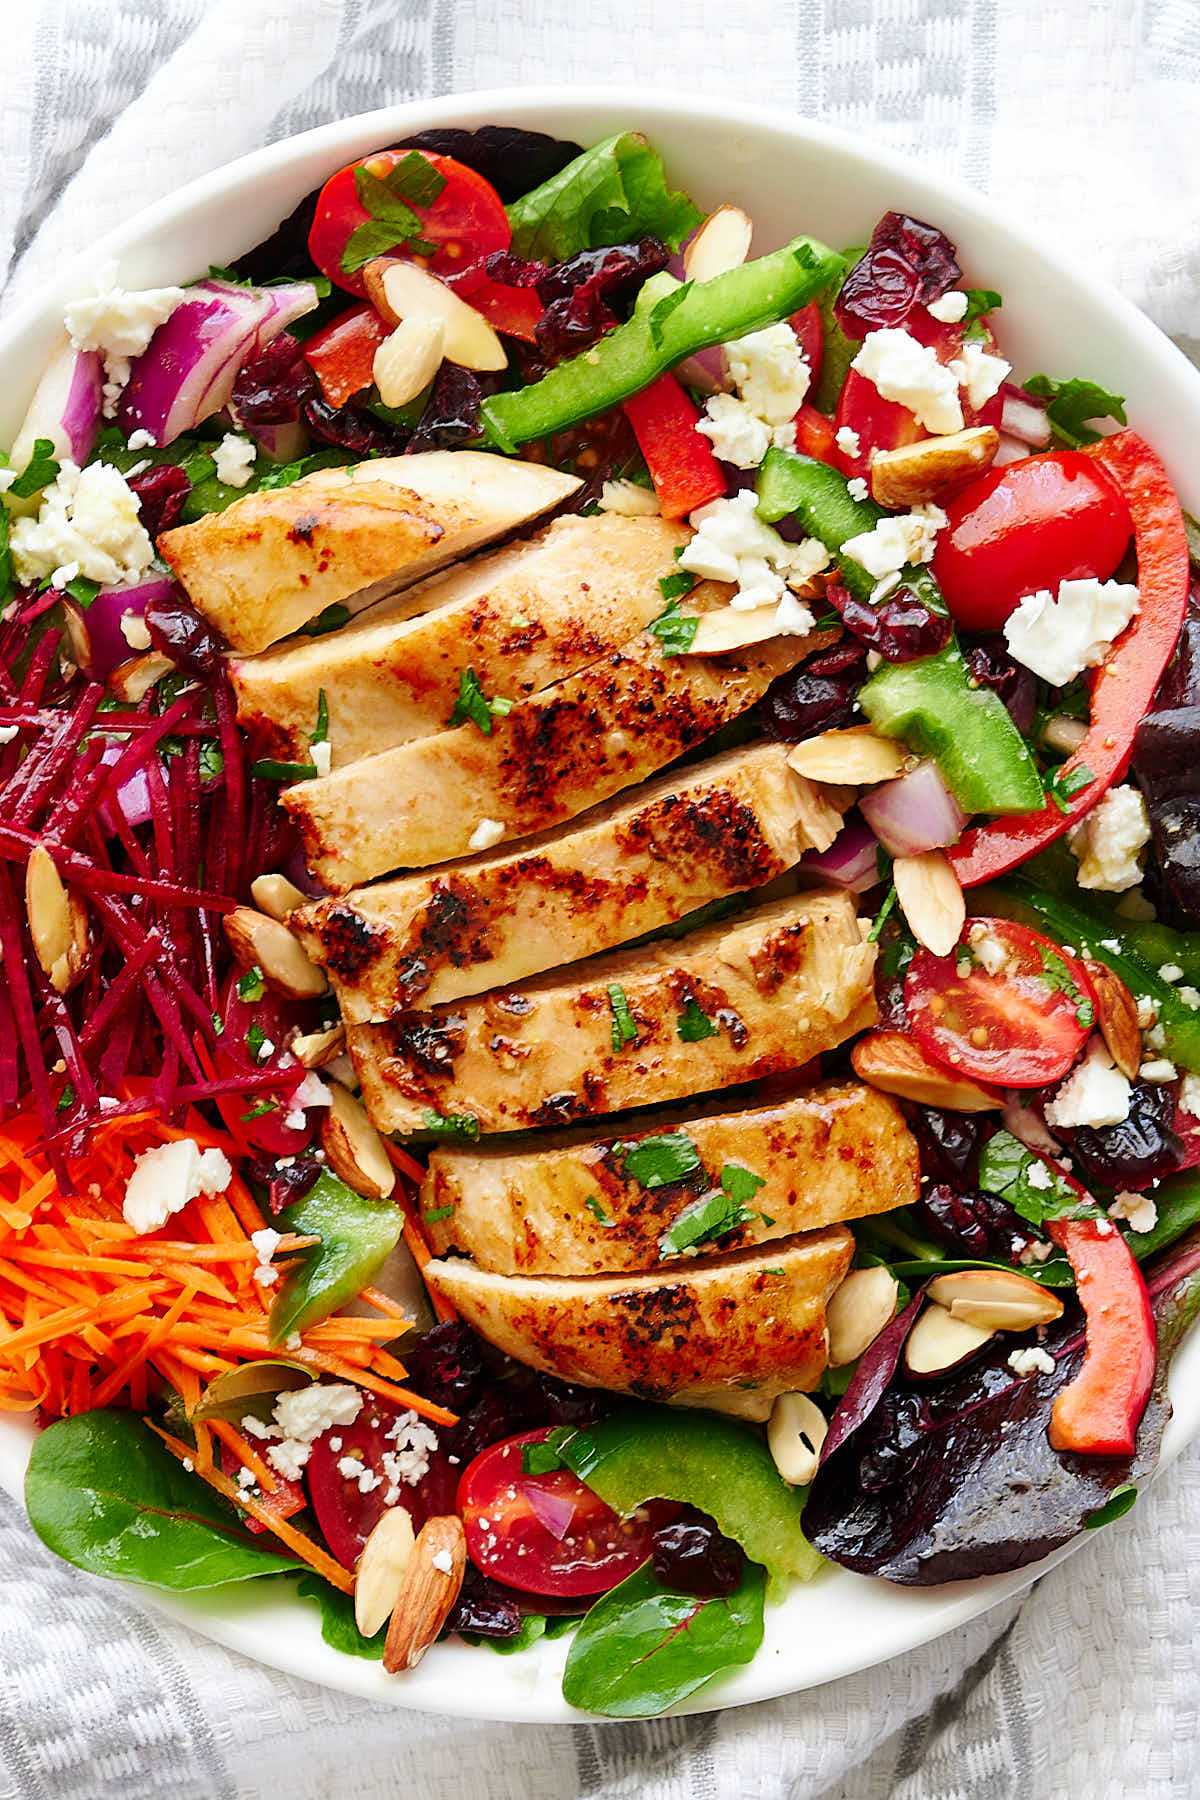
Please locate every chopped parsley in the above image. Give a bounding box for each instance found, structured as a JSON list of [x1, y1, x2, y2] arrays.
[[246, 1022, 268, 1060], [312, 689, 330, 745], [340, 153, 446, 275], [1084, 1483, 1138, 1530], [720, 1162, 766, 1207], [647, 599, 699, 657], [421, 1205, 455, 1224], [1038, 947, 1095, 1027], [868, 884, 898, 943], [520, 1426, 575, 1475], [250, 757, 319, 781], [676, 997, 718, 1042], [1044, 761, 1095, 814], [9, 438, 59, 499], [241, 1099, 278, 1122], [1023, 374, 1127, 448], [300, 604, 353, 636], [64, 575, 101, 609], [421, 1107, 481, 1142], [584, 1194, 616, 1228], [657, 1161, 766, 1255], [977, 1128, 1097, 1229], [962, 287, 1002, 324], [448, 666, 514, 736], [657, 569, 697, 605], [55, 1083, 77, 1115], [607, 982, 638, 1053], [619, 1131, 702, 1190], [198, 742, 224, 782], [236, 966, 265, 1003]]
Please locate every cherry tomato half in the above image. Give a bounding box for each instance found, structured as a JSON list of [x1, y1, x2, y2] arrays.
[[931, 449, 1134, 632], [309, 151, 511, 298], [307, 1399, 457, 1569], [457, 1428, 665, 1598], [216, 972, 314, 1156], [904, 917, 1098, 1088]]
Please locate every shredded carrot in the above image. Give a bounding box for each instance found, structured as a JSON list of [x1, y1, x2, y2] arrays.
[[207, 1418, 278, 1494], [384, 1139, 429, 1187], [394, 1184, 458, 1325], [357, 1284, 412, 1321]]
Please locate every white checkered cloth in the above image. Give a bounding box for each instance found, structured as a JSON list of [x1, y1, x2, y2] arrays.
[[2, 4, 1200, 1797]]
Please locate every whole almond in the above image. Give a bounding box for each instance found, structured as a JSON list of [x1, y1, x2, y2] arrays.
[[1084, 958, 1142, 1081], [321, 1079, 395, 1199], [852, 1029, 1002, 1112], [383, 1514, 467, 1674], [869, 426, 998, 508], [222, 906, 328, 999], [893, 850, 965, 957]]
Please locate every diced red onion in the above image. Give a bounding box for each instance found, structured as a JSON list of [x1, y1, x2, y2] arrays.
[[860, 759, 967, 857], [526, 1484, 576, 1541], [674, 345, 729, 395], [999, 385, 1051, 448], [247, 417, 310, 463], [1002, 1092, 1063, 1155], [799, 814, 880, 892], [70, 573, 180, 679], [97, 744, 152, 833], [118, 280, 319, 447], [993, 433, 1032, 468], [10, 342, 103, 474]]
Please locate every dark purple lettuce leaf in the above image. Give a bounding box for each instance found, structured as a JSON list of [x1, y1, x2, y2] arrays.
[[803, 1238, 1200, 1584], [398, 126, 583, 203], [964, 638, 1037, 736]]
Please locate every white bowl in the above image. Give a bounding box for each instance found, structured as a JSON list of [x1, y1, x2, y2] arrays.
[[1, 85, 1197, 1724]]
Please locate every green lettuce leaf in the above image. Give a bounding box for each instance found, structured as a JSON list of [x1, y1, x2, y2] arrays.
[[507, 132, 702, 262]]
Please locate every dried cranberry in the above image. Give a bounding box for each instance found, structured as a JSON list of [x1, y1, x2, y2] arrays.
[[232, 332, 316, 426], [445, 1563, 523, 1639], [965, 638, 1037, 736], [1060, 1079, 1185, 1189], [245, 1150, 322, 1215], [403, 1319, 488, 1413], [651, 1506, 743, 1597], [533, 239, 669, 362], [835, 212, 960, 338], [907, 1107, 990, 1185], [760, 646, 866, 741], [406, 364, 485, 452], [127, 465, 190, 540], [483, 250, 545, 288], [303, 396, 408, 455], [910, 1182, 1034, 1262], [525, 1370, 613, 1426], [828, 583, 953, 664], [144, 595, 227, 676]]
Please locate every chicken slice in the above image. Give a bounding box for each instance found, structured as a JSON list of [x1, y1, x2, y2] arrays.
[[350, 891, 876, 1133], [292, 741, 849, 1016], [420, 1081, 915, 1276], [158, 452, 580, 653], [230, 514, 688, 768], [425, 1228, 854, 1420], [284, 601, 833, 883]]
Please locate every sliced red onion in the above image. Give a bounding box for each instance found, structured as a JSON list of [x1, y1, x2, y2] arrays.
[[800, 814, 880, 891], [674, 344, 729, 396], [993, 433, 1032, 468], [9, 341, 103, 475], [1002, 1092, 1062, 1155], [999, 386, 1051, 448], [71, 574, 180, 679], [526, 1484, 576, 1541], [118, 280, 319, 448], [246, 417, 310, 464], [860, 759, 967, 858]]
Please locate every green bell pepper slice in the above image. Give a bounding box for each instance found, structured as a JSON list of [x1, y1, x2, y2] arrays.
[[269, 1170, 402, 1343], [479, 237, 844, 452], [554, 1402, 822, 1596]]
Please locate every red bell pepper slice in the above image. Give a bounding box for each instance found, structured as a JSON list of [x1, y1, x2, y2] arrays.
[[1046, 1215, 1156, 1457], [303, 304, 390, 408], [948, 428, 1189, 886], [792, 402, 837, 465], [622, 373, 726, 520]]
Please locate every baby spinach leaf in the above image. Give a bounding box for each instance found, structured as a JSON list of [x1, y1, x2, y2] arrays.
[[507, 132, 701, 263], [25, 1411, 295, 1589], [296, 1572, 385, 1658], [977, 1129, 1097, 1228], [562, 1559, 764, 1717]]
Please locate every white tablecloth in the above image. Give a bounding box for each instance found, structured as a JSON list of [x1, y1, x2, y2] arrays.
[[2, 4, 1199, 1796]]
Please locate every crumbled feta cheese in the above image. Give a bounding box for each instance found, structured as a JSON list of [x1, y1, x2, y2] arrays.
[[967, 921, 1012, 976], [927, 290, 969, 324], [1109, 1190, 1158, 1234], [847, 476, 869, 502], [851, 328, 963, 435], [948, 340, 1011, 411], [337, 1455, 382, 1494], [119, 610, 152, 651], [291, 1071, 331, 1111], [725, 322, 811, 424], [1180, 1072, 1200, 1115], [11, 460, 155, 589], [0, 470, 16, 494], [213, 433, 257, 489], [122, 1138, 232, 1234], [126, 429, 156, 452], [64, 263, 185, 416], [382, 1410, 439, 1490], [250, 1226, 281, 1288], [236, 1465, 256, 1490], [468, 817, 506, 853], [1019, 1239, 1055, 1266], [834, 425, 861, 457], [1136, 995, 1159, 1030], [598, 479, 659, 516], [1045, 1041, 1132, 1130], [840, 503, 946, 582], [51, 561, 80, 588], [1139, 1058, 1178, 1083], [1145, 1023, 1167, 1053], [430, 1549, 454, 1576], [697, 393, 772, 469], [1004, 577, 1140, 689], [310, 740, 332, 779], [1159, 963, 1184, 983], [1025, 1159, 1053, 1191], [1007, 1346, 1056, 1376], [680, 490, 825, 613], [774, 589, 816, 637], [255, 1036, 276, 1063], [0, 726, 17, 747], [1180, 987, 1200, 1010], [182, 1457, 194, 1473], [1068, 785, 1151, 893], [262, 1382, 363, 1481]]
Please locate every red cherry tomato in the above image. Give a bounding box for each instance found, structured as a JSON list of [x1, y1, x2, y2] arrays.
[[216, 973, 314, 1156], [218, 1439, 306, 1535], [307, 1399, 454, 1569], [457, 1428, 667, 1598], [792, 402, 837, 464], [930, 450, 1134, 632], [309, 151, 511, 298], [302, 303, 390, 407], [790, 302, 824, 386], [904, 918, 1099, 1088], [832, 308, 1004, 481]]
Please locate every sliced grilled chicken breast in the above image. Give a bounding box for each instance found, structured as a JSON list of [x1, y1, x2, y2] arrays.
[[350, 891, 876, 1133], [285, 601, 831, 882], [420, 1082, 915, 1275], [425, 1228, 854, 1419], [292, 742, 848, 1017], [158, 452, 580, 653], [230, 514, 688, 768]]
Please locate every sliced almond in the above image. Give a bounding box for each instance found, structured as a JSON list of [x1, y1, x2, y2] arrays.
[[382, 1514, 467, 1673], [927, 1267, 1064, 1331], [292, 1023, 346, 1070], [683, 205, 754, 283], [767, 1391, 828, 1486], [1084, 957, 1142, 1081], [686, 605, 781, 655], [825, 1266, 899, 1366], [321, 1079, 395, 1200], [373, 315, 446, 409], [904, 1302, 995, 1378], [364, 259, 506, 372], [788, 726, 913, 786], [25, 845, 87, 993], [355, 1505, 417, 1638], [108, 650, 174, 704], [868, 426, 999, 508], [222, 906, 328, 999], [851, 1029, 1002, 1111], [249, 872, 308, 923], [894, 849, 965, 957]]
